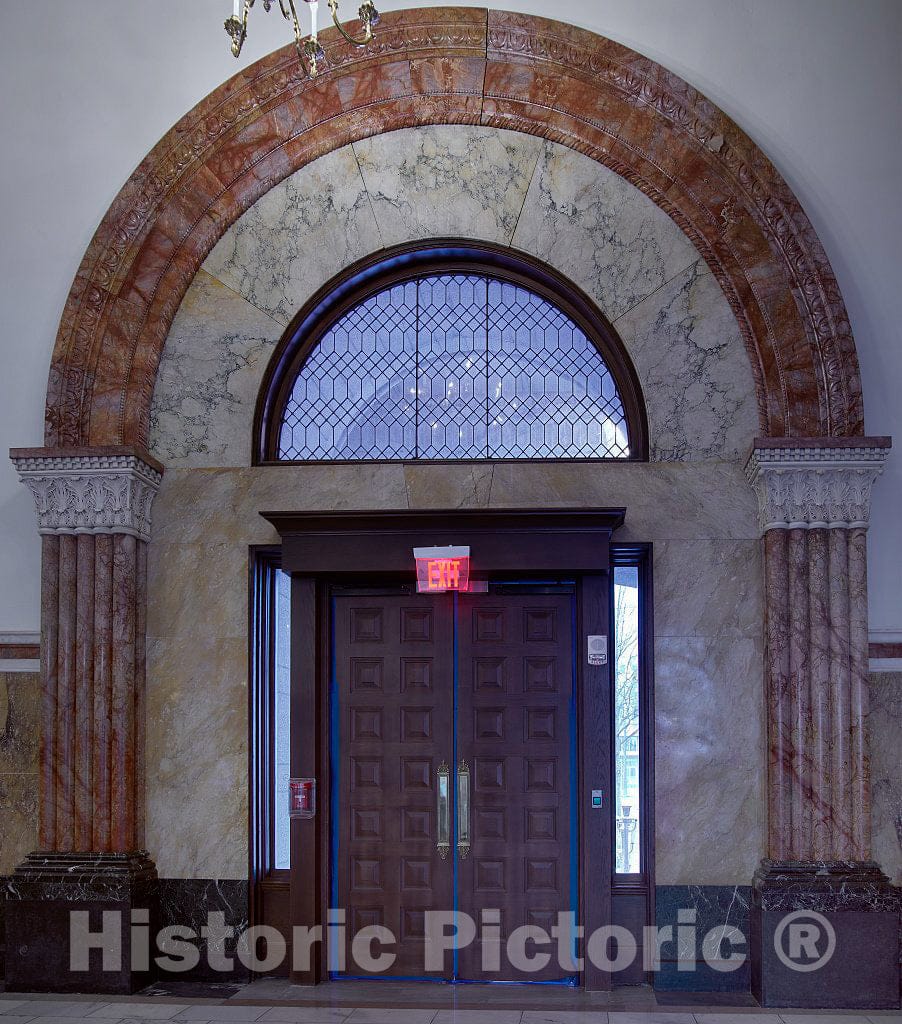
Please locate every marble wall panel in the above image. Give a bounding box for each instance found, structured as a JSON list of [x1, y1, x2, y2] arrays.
[[486, 460, 760, 541], [870, 671, 902, 883], [151, 126, 760, 470], [145, 637, 249, 879], [353, 125, 543, 247], [511, 141, 699, 322], [654, 636, 766, 884], [0, 672, 40, 874], [613, 261, 759, 461], [203, 146, 382, 324], [653, 539, 763, 640], [144, 461, 765, 883], [149, 271, 283, 468]]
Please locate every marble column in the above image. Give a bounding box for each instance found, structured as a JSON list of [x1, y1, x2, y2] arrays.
[[5, 447, 162, 994], [745, 437, 899, 1009]]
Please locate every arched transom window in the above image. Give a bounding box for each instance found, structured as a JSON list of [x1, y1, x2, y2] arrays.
[[260, 244, 646, 463]]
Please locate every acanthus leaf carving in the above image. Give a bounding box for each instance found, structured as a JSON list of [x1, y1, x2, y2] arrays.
[[745, 442, 890, 532], [11, 453, 163, 543]]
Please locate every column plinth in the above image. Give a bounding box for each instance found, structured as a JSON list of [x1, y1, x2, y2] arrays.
[[5, 447, 162, 994], [746, 438, 899, 1009]]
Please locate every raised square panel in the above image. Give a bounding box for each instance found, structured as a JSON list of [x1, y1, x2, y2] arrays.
[[351, 907, 383, 932], [475, 808, 506, 840], [525, 859, 558, 891], [401, 858, 432, 890], [351, 657, 383, 691], [401, 606, 433, 642], [474, 607, 504, 642], [526, 707, 556, 741], [474, 656, 505, 691], [475, 757, 505, 790], [401, 907, 426, 940], [525, 758, 555, 791], [402, 808, 432, 841], [351, 607, 383, 643], [527, 909, 558, 933], [401, 657, 433, 691], [524, 607, 555, 642], [475, 859, 505, 891], [475, 707, 505, 740], [352, 808, 383, 841], [525, 656, 556, 692], [401, 756, 432, 790], [525, 808, 556, 841], [401, 706, 433, 741], [351, 707, 383, 741], [351, 857, 382, 891], [351, 757, 383, 789]]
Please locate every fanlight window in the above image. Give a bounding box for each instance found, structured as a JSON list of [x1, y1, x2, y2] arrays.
[[272, 256, 642, 462]]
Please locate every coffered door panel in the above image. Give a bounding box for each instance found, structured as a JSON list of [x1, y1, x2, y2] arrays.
[[334, 593, 454, 977], [456, 592, 576, 982]]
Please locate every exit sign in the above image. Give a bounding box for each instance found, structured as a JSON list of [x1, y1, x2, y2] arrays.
[[413, 546, 471, 593]]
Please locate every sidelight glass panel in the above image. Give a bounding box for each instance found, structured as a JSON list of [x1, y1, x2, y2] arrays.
[[274, 569, 292, 869], [613, 565, 641, 874]]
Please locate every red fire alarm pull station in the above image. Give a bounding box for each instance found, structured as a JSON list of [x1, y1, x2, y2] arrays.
[[414, 545, 471, 593], [289, 778, 316, 819]]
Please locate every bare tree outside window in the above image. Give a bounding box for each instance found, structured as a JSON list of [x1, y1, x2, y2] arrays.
[[614, 566, 640, 873]]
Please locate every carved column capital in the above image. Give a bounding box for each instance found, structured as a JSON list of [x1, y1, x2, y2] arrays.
[[10, 446, 163, 543], [745, 437, 891, 532]]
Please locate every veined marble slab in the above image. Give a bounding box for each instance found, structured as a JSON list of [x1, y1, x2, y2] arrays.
[[152, 126, 760, 469]]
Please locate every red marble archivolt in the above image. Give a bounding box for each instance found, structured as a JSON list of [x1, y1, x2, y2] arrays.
[[45, 7, 863, 448]]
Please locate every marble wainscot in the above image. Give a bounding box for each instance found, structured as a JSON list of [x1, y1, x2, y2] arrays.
[[654, 885, 753, 992], [746, 440, 900, 1008], [157, 878, 250, 981]]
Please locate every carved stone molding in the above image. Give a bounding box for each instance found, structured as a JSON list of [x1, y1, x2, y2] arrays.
[[42, 7, 864, 450], [10, 447, 163, 542], [746, 437, 891, 531]]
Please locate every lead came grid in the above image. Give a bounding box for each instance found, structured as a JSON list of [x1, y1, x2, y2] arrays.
[[278, 274, 630, 461]]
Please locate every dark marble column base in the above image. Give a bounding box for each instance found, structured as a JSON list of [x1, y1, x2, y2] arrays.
[[3, 851, 159, 994], [750, 860, 900, 1009]]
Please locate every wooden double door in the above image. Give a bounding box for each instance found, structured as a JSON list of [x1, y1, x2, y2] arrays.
[[333, 586, 577, 982]]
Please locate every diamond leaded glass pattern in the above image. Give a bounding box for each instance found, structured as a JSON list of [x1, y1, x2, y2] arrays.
[[278, 273, 630, 460]]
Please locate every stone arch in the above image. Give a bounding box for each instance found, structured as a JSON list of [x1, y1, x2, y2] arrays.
[[45, 7, 863, 449]]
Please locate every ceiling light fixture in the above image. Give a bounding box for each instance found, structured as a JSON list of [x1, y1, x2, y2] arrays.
[[225, 0, 379, 78]]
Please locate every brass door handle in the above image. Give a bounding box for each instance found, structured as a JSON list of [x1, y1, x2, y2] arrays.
[[457, 759, 471, 859], [437, 760, 450, 860]]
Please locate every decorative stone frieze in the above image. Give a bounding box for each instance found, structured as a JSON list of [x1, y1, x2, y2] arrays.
[[745, 439, 890, 531], [11, 450, 162, 542]]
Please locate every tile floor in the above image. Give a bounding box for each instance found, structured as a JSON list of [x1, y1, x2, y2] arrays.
[[0, 995, 899, 1024]]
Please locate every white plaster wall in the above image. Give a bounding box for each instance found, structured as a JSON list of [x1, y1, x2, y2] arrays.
[[0, 1, 899, 638]]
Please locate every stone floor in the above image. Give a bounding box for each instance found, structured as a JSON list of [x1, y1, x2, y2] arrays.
[[1, 991, 900, 1024]]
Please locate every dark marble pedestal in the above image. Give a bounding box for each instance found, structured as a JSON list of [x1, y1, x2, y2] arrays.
[[750, 860, 900, 1009], [3, 851, 159, 994]]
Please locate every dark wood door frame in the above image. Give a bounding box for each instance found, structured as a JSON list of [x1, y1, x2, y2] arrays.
[[262, 508, 625, 990]]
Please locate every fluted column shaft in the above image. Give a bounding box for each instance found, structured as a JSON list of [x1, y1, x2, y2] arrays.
[[762, 524, 870, 859], [748, 439, 890, 862], [12, 447, 162, 855]]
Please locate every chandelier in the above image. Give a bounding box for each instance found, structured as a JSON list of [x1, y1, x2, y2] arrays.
[[225, 0, 379, 78]]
